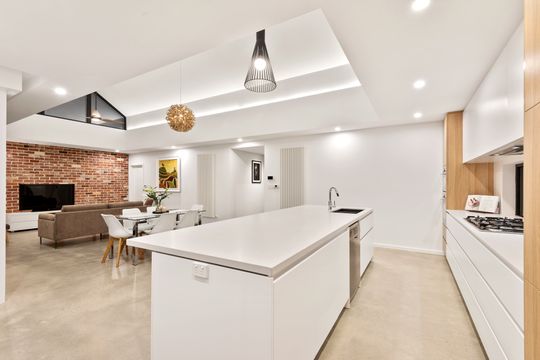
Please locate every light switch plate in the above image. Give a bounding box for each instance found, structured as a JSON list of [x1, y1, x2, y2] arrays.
[[192, 262, 209, 279]]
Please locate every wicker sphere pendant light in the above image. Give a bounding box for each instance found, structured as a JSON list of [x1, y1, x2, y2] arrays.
[[244, 30, 276, 93], [166, 104, 195, 132], [166, 63, 196, 132]]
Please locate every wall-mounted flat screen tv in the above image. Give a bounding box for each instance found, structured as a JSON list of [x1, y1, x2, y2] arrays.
[[19, 184, 75, 212]]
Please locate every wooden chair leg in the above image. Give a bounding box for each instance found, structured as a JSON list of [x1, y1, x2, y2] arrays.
[[125, 242, 129, 256], [116, 238, 124, 268], [101, 237, 114, 263]]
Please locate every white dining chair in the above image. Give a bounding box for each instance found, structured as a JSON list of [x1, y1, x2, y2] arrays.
[[175, 210, 199, 229], [143, 213, 177, 235], [122, 208, 154, 233], [101, 214, 133, 267], [190, 205, 204, 225]]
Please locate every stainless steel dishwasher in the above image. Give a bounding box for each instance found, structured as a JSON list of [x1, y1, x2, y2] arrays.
[[349, 221, 361, 300]]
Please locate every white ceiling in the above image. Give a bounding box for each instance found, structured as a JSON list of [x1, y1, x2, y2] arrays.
[[99, 10, 351, 119], [2, 0, 524, 151]]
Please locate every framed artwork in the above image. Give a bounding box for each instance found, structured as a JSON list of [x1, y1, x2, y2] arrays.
[[251, 160, 262, 184], [157, 158, 180, 191]]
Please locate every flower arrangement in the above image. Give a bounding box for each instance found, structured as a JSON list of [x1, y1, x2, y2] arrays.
[[143, 185, 170, 212]]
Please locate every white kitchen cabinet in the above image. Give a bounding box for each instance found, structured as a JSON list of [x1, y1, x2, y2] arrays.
[[445, 238, 506, 360], [360, 213, 374, 276], [463, 23, 524, 162], [445, 212, 523, 360], [360, 228, 373, 276], [150, 230, 349, 360]]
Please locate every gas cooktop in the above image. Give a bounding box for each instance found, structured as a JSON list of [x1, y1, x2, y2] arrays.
[[465, 215, 523, 234]]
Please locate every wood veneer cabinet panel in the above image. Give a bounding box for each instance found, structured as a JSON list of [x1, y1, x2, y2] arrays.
[[525, 0, 540, 110], [444, 111, 494, 210], [525, 106, 540, 287], [525, 281, 540, 360]]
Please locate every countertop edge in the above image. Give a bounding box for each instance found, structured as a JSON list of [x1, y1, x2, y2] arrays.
[[129, 207, 373, 278], [446, 210, 523, 278]]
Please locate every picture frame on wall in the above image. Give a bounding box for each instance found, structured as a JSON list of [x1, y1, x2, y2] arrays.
[[251, 160, 262, 184], [157, 158, 181, 191]]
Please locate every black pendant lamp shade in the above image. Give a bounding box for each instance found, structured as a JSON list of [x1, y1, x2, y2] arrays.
[[244, 30, 277, 93]]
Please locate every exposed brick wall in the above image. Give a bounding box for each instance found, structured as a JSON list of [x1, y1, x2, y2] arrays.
[[6, 142, 128, 213]]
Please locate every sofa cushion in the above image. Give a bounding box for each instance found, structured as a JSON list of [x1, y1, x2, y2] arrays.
[[108, 201, 144, 209], [61, 203, 108, 212]]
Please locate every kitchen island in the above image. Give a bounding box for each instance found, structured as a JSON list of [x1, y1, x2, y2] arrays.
[[129, 205, 374, 360]]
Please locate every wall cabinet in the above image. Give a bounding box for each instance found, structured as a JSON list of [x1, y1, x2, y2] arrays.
[[463, 23, 524, 162]]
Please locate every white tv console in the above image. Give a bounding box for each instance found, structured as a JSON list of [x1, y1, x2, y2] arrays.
[[6, 211, 60, 232]]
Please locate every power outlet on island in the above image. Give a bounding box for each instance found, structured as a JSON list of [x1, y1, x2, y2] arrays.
[[192, 262, 209, 279]]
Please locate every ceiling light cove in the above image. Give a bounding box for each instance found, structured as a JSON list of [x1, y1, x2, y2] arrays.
[[53, 87, 67, 96], [413, 112, 423, 119], [411, 0, 431, 12], [413, 79, 426, 89]]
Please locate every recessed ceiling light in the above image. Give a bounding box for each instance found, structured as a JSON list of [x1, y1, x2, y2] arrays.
[[413, 112, 423, 119], [334, 126, 341, 132], [115, 149, 120, 153], [53, 87, 67, 96], [411, 0, 431, 12], [170, 145, 177, 149], [413, 79, 426, 89], [237, 138, 243, 142]]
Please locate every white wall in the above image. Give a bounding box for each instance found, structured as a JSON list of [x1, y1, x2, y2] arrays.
[[129, 145, 265, 220], [263, 122, 444, 254], [463, 23, 524, 162], [129, 122, 444, 254], [232, 150, 264, 217]]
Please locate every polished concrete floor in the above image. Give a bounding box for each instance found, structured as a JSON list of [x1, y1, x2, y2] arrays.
[[1, 231, 486, 360]]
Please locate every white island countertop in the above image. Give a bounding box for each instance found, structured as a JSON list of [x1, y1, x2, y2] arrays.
[[128, 205, 372, 278], [446, 210, 523, 278]]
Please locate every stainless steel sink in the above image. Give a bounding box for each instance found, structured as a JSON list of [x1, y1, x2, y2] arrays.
[[331, 208, 364, 214]]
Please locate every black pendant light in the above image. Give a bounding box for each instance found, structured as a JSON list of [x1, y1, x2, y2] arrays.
[[244, 30, 277, 93]]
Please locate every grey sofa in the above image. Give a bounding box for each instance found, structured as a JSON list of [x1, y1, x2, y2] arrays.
[[38, 201, 146, 247]]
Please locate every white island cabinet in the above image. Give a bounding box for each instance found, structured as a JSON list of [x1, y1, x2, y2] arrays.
[[128, 205, 373, 360]]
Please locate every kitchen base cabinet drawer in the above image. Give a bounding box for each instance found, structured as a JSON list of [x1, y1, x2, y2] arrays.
[[360, 230, 373, 276], [446, 214, 523, 330], [359, 213, 373, 239], [446, 230, 523, 360], [445, 242, 507, 360]]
